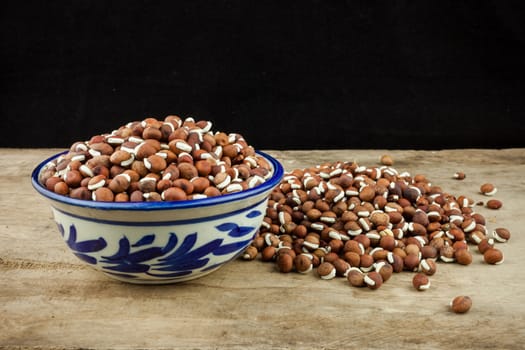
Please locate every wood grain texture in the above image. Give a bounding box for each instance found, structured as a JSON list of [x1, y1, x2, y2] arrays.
[[1, 148, 525, 349]]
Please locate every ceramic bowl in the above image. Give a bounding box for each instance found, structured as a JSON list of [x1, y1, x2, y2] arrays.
[[32, 150, 283, 284]]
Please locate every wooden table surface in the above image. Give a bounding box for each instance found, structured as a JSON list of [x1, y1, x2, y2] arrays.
[[1, 148, 525, 349]]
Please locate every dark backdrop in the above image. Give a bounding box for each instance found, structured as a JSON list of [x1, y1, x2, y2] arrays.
[[2, 1, 525, 150]]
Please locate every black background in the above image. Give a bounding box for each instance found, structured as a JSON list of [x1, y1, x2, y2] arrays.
[[2, 1, 524, 150]]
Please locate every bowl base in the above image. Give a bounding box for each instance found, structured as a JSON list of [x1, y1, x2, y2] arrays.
[[101, 266, 223, 284]]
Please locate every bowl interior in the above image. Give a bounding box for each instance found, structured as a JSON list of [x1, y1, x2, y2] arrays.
[[32, 150, 284, 211]]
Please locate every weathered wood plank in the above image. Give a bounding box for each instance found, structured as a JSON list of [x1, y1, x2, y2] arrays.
[[1, 148, 524, 349]]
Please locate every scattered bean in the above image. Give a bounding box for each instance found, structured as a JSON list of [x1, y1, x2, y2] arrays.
[[486, 199, 503, 209], [380, 154, 394, 166], [453, 172, 466, 180], [480, 183, 497, 196], [412, 273, 431, 291], [450, 295, 472, 313]]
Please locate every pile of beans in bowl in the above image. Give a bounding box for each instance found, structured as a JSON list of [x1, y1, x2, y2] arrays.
[[38, 116, 273, 202]]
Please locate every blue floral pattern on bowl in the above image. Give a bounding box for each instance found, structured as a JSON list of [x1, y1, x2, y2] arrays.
[[52, 205, 266, 283]]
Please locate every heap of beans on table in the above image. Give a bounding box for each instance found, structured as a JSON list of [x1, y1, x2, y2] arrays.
[[243, 160, 510, 293]]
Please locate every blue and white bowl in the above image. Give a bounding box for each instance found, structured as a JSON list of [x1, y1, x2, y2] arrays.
[[32, 151, 283, 284]]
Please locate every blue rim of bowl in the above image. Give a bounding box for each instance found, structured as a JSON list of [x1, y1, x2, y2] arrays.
[[31, 150, 284, 211]]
